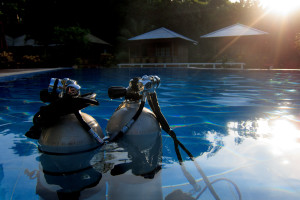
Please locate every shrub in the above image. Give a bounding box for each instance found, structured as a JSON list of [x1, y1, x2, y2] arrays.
[[0, 51, 14, 62]]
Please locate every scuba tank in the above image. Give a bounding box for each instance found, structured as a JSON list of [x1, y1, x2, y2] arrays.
[[26, 78, 104, 154], [105, 75, 163, 200], [106, 75, 161, 146], [38, 112, 103, 154]]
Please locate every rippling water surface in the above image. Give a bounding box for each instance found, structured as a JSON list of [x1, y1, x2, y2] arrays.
[[1, 68, 300, 200]]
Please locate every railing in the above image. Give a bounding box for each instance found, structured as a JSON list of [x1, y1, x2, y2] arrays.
[[118, 62, 245, 69]]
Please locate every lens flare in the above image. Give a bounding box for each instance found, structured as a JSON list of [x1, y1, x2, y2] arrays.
[[268, 119, 300, 154], [260, 0, 300, 15]]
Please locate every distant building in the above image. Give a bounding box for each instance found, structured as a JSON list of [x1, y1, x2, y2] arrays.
[[2, 33, 111, 66], [200, 23, 269, 67], [128, 27, 197, 63], [84, 33, 112, 65], [200, 23, 268, 38], [5, 35, 37, 47]]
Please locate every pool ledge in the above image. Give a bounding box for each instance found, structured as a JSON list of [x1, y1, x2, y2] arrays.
[[0, 68, 71, 82], [0, 68, 69, 78]]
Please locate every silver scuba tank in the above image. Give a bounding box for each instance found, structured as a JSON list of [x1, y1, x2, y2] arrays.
[[36, 78, 104, 154], [104, 76, 163, 200], [106, 75, 162, 145], [106, 100, 161, 147], [39, 112, 104, 154]]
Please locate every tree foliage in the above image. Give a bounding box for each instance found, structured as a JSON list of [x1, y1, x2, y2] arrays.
[[1, 0, 300, 67], [53, 26, 89, 46]]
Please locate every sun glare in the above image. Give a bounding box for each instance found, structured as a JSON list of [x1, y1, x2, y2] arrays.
[[227, 116, 300, 155], [268, 119, 300, 154], [259, 0, 300, 15], [230, 0, 300, 15]]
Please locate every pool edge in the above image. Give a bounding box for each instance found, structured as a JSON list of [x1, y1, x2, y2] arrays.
[[0, 67, 71, 82]]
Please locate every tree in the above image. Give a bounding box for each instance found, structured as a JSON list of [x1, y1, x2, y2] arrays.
[[0, 0, 26, 37], [52, 26, 90, 65]]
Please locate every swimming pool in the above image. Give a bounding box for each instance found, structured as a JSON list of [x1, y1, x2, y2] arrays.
[[1, 68, 300, 199]]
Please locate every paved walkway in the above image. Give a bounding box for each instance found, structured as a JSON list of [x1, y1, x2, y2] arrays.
[[0, 68, 64, 77]]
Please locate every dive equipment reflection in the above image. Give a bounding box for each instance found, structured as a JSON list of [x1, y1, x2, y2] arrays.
[[25, 132, 163, 199]]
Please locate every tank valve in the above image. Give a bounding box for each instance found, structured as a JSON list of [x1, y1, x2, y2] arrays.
[[108, 75, 160, 101]]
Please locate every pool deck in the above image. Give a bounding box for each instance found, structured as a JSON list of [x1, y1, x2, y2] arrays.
[[0, 68, 65, 77]]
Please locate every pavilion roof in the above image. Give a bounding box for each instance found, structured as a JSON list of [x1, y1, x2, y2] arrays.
[[201, 23, 268, 38], [129, 27, 197, 44], [85, 33, 110, 45]]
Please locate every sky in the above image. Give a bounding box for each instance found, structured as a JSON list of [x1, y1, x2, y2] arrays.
[[229, 0, 300, 16]]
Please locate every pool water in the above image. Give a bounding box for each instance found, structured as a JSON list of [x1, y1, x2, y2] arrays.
[[1, 68, 300, 199]]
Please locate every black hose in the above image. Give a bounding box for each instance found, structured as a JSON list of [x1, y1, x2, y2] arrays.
[[147, 92, 221, 200], [51, 78, 59, 95], [148, 93, 200, 190], [133, 100, 145, 121], [147, 93, 170, 132], [109, 100, 145, 142], [174, 139, 200, 191], [74, 111, 91, 131], [74, 111, 104, 144]]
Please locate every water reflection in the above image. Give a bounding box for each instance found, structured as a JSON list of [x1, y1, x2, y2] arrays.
[[227, 115, 300, 153], [11, 140, 38, 157], [26, 132, 162, 200], [0, 164, 5, 200], [102, 135, 163, 200], [26, 148, 103, 199]]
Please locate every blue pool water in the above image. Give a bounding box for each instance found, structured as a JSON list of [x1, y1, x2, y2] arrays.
[[1, 68, 300, 199]]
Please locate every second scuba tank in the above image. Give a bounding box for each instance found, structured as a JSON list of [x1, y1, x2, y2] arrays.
[[106, 101, 160, 145], [105, 76, 163, 200], [106, 76, 161, 145]]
